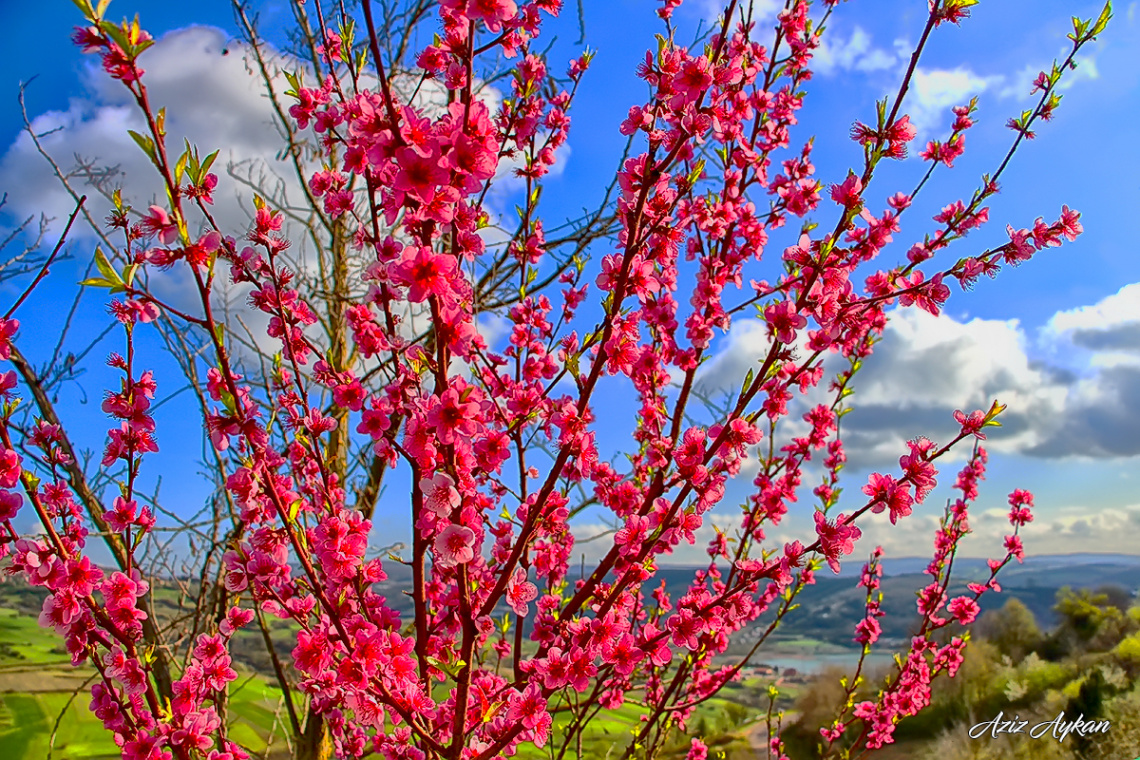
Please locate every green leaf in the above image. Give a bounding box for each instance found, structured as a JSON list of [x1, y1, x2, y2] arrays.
[[94, 247, 124, 287], [78, 277, 114, 289], [99, 20, 130, 53], [22, 470, 40, 492], [1069, 16, 1088, 42], [983, 400, 1007, 424], [200, 149, 219, 178], [128, 129, 157, 165], [174, 149, 189, 186], [283, 69, 302, 97], [1090, 1, 1112, 37], [425, 656, 465, 679], [687, 158, 705, 187]]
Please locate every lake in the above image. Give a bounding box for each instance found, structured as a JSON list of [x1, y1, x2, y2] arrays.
[[757, 651, 899, 675]]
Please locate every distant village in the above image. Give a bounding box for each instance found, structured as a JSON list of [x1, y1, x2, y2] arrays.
[[736, 663, 809, 686]]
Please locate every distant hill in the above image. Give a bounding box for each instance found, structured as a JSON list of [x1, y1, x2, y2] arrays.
[[832, 552, 1140, 578], [4, 553, 1137, 666], [735, 554, 1140, 650]]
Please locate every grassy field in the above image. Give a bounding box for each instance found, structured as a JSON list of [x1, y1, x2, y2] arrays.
[[0, 691, 119, 760], [0, 672, 296, 760], [1, 676, 757, 760], [0, 607, 72, 667], [0, 600, 774, 760], [1, 604, 301, 760]]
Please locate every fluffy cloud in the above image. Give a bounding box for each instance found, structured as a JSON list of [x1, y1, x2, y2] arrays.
[[976, 503, 1140, 556], [1041, 282, 1140, 362], [0, 25, 528, 270], [1, 26, 301, 246], [0, 24, 566, 365], [811, 26, 900, 76], [844, 297, 1140, 462], [906, 66, 1000, 138], [698, 0, 783, 24], [692, 282, 1140, 472], [998, 54, 1101, 100], [570, 278, 1140, 562], [694, 317, 775, 398], [838, 308, 1069, 467]]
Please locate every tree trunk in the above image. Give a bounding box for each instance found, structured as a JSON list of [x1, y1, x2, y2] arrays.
[[295, 710, 332, 760]]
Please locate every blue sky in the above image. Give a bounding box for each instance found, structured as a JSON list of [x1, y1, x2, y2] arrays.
[[0, 0, 1138, 566]]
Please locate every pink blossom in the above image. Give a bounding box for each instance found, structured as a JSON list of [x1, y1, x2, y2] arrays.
[[0, 319, 18, 360], [814, 510, 862, 574], [946, 596, 980, 625], [0, 448, 21, 488], [420, 472, 461, 518], [764, 300, 807, 344], [434, 524, 476, 567], [0, 489, 21, 521], [506, 569, 538, 616], [142, 205, 179, 245]]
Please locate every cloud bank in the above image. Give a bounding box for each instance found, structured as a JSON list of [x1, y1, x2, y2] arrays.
[[693, 282, 1140, 472]]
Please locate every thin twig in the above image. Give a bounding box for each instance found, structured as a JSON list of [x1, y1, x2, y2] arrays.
[[3, 195, 86, 320]]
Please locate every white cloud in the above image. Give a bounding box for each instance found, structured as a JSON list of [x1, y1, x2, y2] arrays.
[[907, 67, 998, 138], [0, 24, 562, 367], [998, 54, 1101, 101], [812, 26, 898, 76], [0, 24, 527, 263], [694, 318, 774, 397], [850, 501, 1140, 559], [565, 297, 1140, 565], [990, 503, 1140, 556], [695, 283, 1140, 469], [698, 0, 783, 25], [1044, 282, 1140, 344], [0, 27, 304, 244], [842, 304, 1140, 463]]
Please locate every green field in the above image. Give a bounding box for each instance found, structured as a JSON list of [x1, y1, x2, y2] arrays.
[[1, 604, 302, 759], [1, 675, 757, 760], [0, 672, 296, 760], [1, 602, 764, 760], [0, 583, 806, 760]]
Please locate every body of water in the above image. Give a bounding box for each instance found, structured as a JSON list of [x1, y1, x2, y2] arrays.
[[757, 651, 898, 675]]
